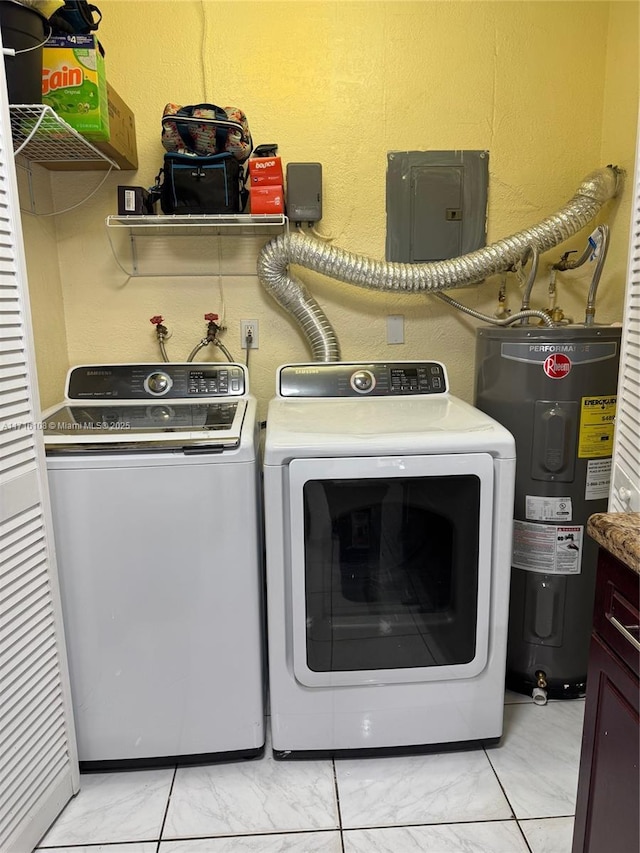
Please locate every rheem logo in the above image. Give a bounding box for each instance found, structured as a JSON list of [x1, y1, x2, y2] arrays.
[[543, 353, 572, 379]]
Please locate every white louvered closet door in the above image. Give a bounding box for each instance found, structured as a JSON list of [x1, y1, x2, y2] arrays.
[[609, 121, 640, 512], [0, 44, 79, 853]]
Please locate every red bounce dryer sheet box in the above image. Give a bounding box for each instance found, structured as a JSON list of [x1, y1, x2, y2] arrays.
[[248, 155, 284, 186], [249, 184, 285, 214]]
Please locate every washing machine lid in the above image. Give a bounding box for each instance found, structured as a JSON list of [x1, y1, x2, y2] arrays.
[[264, 394, 515, 463], [43, 363, 251, 451], [43, 399, 247, 450]]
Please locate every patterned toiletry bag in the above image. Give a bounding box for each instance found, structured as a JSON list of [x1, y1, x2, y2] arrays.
[[161, 103, 253, 162]]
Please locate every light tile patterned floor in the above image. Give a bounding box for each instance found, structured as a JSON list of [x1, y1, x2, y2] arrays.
[[37, 694, 584, 853]]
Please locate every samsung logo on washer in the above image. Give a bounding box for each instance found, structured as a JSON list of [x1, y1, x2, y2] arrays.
[[86, 370, 111, 376], [529, 344, 576, 353], [294, 368, 320, 374]]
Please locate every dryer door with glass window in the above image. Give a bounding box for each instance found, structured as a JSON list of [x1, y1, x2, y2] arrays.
[[287, 453, 495, 687]]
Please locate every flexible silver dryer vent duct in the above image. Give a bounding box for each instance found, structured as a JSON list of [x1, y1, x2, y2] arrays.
[[257, 166, 621, 361]]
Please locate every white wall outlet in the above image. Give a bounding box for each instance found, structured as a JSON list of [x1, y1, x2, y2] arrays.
[[241, 319, 259, 349], [386, 314, 404, 344]]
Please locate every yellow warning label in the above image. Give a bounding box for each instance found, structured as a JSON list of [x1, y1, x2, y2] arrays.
[[578, 395, 616, 458]]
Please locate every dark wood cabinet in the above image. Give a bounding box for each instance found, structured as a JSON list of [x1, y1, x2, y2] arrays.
[[572, 549, 639, 853]]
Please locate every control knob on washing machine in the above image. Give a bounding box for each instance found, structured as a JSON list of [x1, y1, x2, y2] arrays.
[[145, 371, 172, 396], [350, 370, 376, 393]]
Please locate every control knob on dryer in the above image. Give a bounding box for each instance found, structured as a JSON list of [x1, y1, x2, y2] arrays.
[[350, 369, 376, 393]]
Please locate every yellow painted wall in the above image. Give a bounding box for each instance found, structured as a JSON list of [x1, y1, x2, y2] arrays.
[[18, 168, 69, 410], [22, 0, 639, 415], [599, 0, 640, 322]]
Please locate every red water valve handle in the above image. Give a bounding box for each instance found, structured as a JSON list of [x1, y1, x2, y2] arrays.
[[150, 315, 164, 325], [204, 313, 219, 323]]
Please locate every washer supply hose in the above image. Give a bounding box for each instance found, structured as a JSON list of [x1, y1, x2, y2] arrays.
[[435, 292, 554, 328], [187, 341, 208, 362], [551, 224, 610, 325], [215, 340, 235, 363], [585, 225, 610, 325], [257, 167, 621, 361]]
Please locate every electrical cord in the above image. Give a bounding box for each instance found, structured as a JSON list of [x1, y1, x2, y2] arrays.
[[216, 277, 226, 328], [310, 224, 334, 241], [200, 0, 209, 102], [8, 23, 52, 55], [21, 165, 114, 217], [296, 223, 335, 241], [244, 328, 253, 367]]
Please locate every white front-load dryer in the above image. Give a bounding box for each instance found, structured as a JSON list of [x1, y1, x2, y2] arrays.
[[263, 361, 516, 757]]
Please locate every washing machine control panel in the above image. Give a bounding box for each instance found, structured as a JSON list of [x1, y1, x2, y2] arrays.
[[279, 362, 448, 397], [66, 363, 248, 400]]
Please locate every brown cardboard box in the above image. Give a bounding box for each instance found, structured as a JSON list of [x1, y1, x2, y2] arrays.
[[43, 82, 138, 171], [94, 83, 138, 170]]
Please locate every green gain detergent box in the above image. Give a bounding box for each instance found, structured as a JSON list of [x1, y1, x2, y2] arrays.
[[42, 35, 109, 140]]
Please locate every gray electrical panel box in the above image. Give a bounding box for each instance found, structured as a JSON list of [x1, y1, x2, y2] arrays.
[[286, 162, 322, 222], [386, 150, 489, 263]]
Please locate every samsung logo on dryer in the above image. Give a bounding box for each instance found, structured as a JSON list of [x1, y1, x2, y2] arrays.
[[293, 368, 320, 374], [86, 370, 111, 376]]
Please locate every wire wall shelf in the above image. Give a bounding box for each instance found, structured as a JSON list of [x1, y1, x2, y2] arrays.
[[105, 214, 288, 277], [9, 105, 118, 170], [106, 214, 287, 232]]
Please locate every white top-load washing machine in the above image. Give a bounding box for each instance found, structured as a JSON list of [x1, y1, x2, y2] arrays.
[[263, 361, 516, 757], [44, 363, 264, 769]]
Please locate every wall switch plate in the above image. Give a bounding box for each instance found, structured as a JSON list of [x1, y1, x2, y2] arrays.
[[240, 319, 259, 349], [387, 314, 404, 344]]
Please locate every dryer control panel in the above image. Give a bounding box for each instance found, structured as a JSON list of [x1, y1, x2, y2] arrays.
[[278, 361, 448, 397], [66, 363, 247, 400]]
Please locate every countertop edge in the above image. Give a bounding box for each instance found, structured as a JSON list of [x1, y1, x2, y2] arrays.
[[587, 512, 640, 573]]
